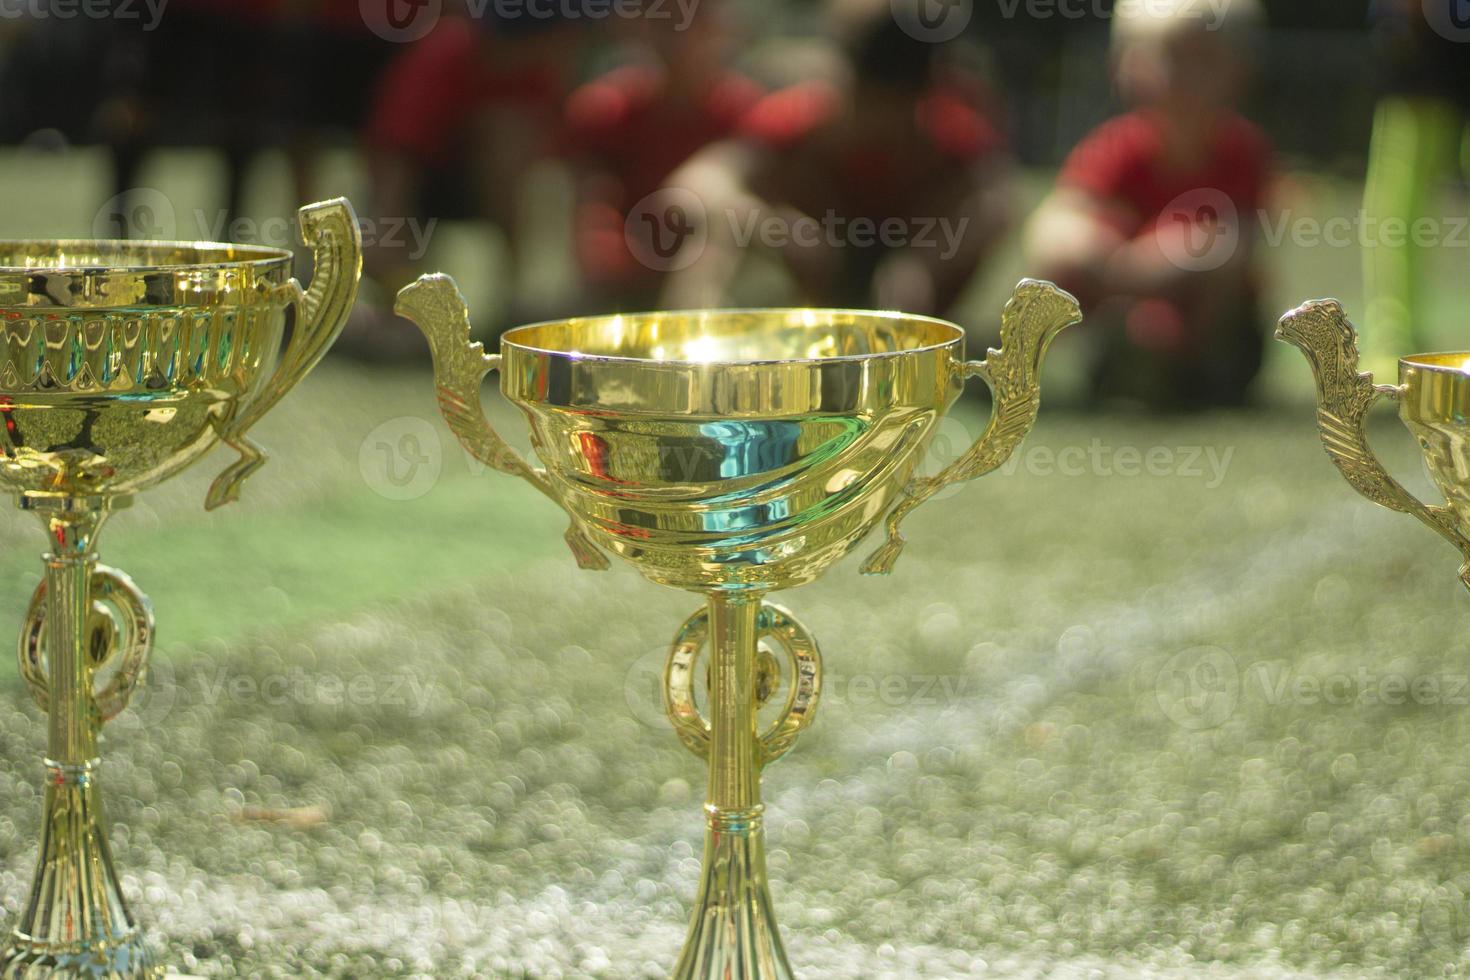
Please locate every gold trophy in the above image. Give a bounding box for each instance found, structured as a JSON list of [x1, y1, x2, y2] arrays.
[[397, 275, 1080, 978], [1277, 300, 1470, 589], [0, 199, 361, 978]]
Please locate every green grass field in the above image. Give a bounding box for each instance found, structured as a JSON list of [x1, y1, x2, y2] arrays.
[[0, 150, 1469, 977]]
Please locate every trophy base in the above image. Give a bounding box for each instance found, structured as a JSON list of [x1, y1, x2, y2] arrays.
[[0, 931, 164, 979], [670, 808, 796, 980]]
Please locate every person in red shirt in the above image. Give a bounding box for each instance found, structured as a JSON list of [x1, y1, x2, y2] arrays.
[[97, 0, 291, 238], [273, 0, 395, 206], [657, 0, 1011, 319], [364, 13, 577, 279], [1026, 0, 1272, 410], [563, 0, 761, 311], [340, 12, 581, 359]]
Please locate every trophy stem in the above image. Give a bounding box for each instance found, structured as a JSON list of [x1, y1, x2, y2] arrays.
[[671, 593, 795, 980], [1, 496, 162, 980]]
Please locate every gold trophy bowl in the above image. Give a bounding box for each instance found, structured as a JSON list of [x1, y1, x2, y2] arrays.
[[1277, 300, 1470, 590], [397, 275, 1080, 979], [0, 199, 361, 979]]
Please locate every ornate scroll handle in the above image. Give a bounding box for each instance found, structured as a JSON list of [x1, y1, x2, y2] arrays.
[[664, 602, 821, 765], [861, 278, 1082, 575], [1276, 299, 1470, 589], [206, 198, 363, 510], [395, 273, 609, 570], [18, 565, 154, 723]]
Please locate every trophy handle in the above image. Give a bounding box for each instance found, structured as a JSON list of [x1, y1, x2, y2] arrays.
[[664, 601, 821, 765], [18, 565, 154, 723], [860, 278, 1082, 575], [205, 197, 363, 510], [1277, 299, 1470, 589], [394, 273, 609, 570]]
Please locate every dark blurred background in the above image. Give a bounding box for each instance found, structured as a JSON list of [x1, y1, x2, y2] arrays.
[[0, 0, 1458, 402]]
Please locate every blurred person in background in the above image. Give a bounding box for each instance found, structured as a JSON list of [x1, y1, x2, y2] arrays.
[[659, 0, 1012, 318], [275, 0, 393, 205], [1025, 0, 1272, 411], [95, 0, 389, 239], [341, 9, 583, 359], [1360, 0, 1470, 376], [563, 0, 761, 313], [97, 0, 281, 238], [1, 13, 114, 151]]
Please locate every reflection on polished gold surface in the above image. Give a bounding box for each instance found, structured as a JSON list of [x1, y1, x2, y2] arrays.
[[0, 200, 362, 979], [398, 276, 1081, 979], [1277, 300, 1470, 591]]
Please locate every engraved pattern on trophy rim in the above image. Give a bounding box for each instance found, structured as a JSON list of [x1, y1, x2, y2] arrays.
[[0, 301, 287, 497], [0, 301, 278, 395]]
